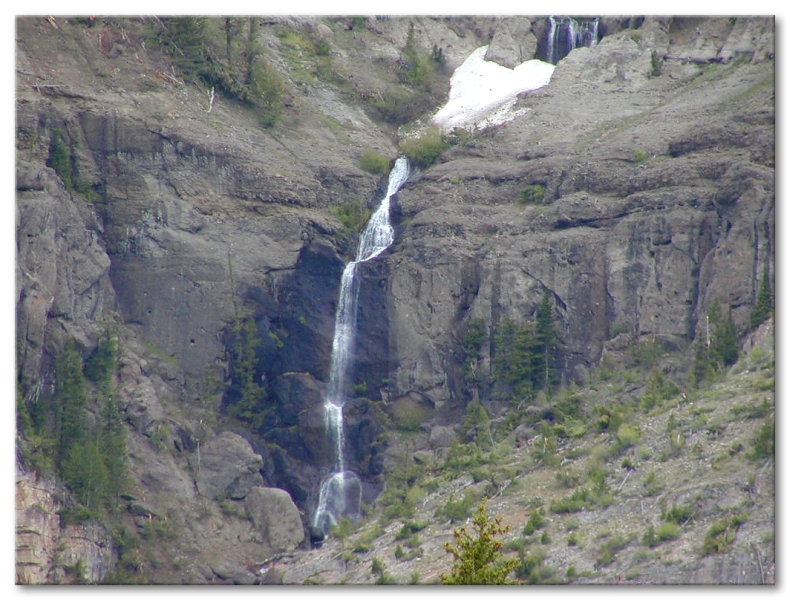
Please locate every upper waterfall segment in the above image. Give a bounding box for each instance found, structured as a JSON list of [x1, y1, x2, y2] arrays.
[[355, 156, 410, 263], [431, 45, 555, 132]]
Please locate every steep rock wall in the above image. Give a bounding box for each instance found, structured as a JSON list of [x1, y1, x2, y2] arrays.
[[383, 16, 773, 413]]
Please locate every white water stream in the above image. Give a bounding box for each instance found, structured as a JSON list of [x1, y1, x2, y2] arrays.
[[313, 157, 410, 534]]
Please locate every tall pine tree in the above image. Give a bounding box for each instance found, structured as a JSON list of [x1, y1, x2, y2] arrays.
[[54, 339, 88, 473], [750, 261, 773, 331], [226, 314, 267, 429], [534, 290, 558, 390]]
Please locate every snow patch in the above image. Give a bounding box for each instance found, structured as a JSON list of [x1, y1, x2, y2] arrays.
[[431, 46, 555, 132]]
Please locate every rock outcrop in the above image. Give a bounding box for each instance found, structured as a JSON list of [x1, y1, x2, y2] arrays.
[[16, 467, 114, 584], [384, 16, 774, 415]]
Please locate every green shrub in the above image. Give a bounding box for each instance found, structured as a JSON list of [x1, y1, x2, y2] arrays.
[[247, 58, 285, 127], [395, 520, 427, 540], [594, 535, 631, 568], [519, 184, 546, 204], [656, 522, 680, 542], [642, 525, 658, 548], [650, 51, 662, 77], [330, 201, 371, 235], [664, 504, 694, 525], [641, 471, 661, 497], [749, 417, 774, 460], [58, 504, 98, 526], [436, 492, 475, 523], [442, 440, 485, 474], [702, 514, 747, 556], [369, 86, 437, 126], [522, 509, 548, 535], [555, 469, 581, 489], [359, 150, 390, 175], [616, 424, 641, 449], [550, 488, 593, 514], [634, 148, 649, 163], [594, 405, 625, 433], [629, 339, 663, 369], [640, 368, 680, 410], [515, 547, 558, 584], [399, 127, 449, 169]]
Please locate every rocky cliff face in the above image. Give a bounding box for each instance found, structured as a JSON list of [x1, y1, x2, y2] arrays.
[[388, 17, 774, 417], [15, 15, 773, 583]]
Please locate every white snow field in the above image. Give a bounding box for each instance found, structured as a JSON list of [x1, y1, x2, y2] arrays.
[[431, 46, 555, 132]]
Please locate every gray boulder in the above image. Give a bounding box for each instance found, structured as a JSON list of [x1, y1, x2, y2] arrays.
[[245, 487, 305, 553], [484, 17, 538, 68], [193, 432, 264, 500], [211, 559, 258, 585]]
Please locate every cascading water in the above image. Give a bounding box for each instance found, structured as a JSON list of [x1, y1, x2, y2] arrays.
[[545, 16, 600, 65], [312, 156, 410, 535]]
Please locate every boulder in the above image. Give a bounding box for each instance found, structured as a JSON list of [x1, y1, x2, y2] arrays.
[[429, 425, 457, 449], [485, 17, 538, 68], [193, 432, 264, 500], [245, 487, 305, 553], [210, 559, 258, 585]]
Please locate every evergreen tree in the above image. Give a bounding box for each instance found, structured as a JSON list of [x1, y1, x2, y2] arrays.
[[441, 500, 519, 584], [691, 299, 740, 385], [47, 129, 73, 189], [84, 328, 118, 386], [54, 339, 88, 472], [691, 338, 715, 386], [715, 307, 739, 368], [534, 290, 558, 390], [98, 393, 127, 506], [750, 261, 773, 331], [461, 318, 487, 385], [510, 321, 537, 397], [226, 315, 267, 429], [492, 317, 516, 381], [463, 399, 492, 450], [61, 438, 110, 510], [157, 17, 209, 80]]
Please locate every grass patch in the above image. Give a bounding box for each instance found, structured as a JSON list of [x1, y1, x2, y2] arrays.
[[330, 201, 371, 235], [359, 150, 390, 175], [399, 127, 449, 169]]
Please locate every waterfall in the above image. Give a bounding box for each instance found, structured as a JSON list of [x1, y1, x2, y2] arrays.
[[547, 16, 559, 66], [312, 157, 410, 534], [544, 16, 600, 65]]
